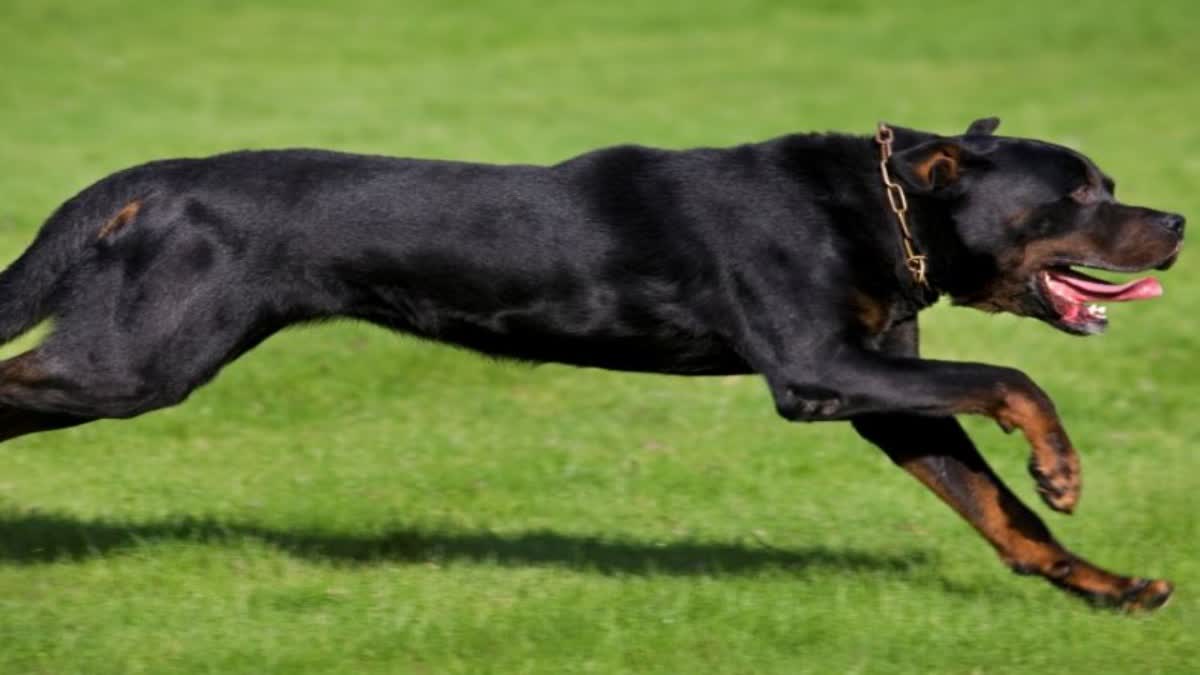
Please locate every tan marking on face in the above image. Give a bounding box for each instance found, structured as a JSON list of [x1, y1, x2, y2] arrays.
[[951, 231, 1094, 315]]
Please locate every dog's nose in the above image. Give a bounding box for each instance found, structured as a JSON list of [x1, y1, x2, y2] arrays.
[[1161, 213, 1186, 235]]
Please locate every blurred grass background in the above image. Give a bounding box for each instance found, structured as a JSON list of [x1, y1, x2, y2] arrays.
[[0, 0, 1197, 673]]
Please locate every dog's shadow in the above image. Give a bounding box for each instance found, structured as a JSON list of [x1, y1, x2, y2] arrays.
[[0, 509, 933, 578]]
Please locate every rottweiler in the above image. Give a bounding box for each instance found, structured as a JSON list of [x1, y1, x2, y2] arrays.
[[0, 117, 1183, 610]]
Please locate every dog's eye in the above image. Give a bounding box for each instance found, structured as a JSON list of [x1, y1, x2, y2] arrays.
[[1070, 185, 1096, 204]]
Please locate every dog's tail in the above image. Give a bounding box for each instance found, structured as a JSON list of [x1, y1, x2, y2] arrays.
[[0, 209, 82, 345], [0, 184, 138, 346]]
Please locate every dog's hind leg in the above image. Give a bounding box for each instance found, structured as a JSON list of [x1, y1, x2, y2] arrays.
[[0, 353, 99, 442], [0, 322, 266, 444], [0, 349, 150, 435], [0, 406, 90, 443], [0, 258, 290, 442], [852, 413, 1173, 611], [0, 186, 319, 444]]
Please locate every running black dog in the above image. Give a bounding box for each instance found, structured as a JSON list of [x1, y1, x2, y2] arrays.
[[1, 118, 1183, 609]]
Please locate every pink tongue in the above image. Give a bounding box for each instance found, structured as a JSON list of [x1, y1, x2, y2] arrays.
[[1048, 270, 1163, 302]]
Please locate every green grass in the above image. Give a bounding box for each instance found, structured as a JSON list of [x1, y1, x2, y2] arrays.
[[1, 0, 1198, 672]]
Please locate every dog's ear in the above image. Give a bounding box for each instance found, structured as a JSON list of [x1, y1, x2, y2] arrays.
[[889, 140, 975, 194], [965, 117, 1000, 136]]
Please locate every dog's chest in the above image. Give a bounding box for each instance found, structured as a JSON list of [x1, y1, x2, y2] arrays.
[[852, 291, 911, 344]]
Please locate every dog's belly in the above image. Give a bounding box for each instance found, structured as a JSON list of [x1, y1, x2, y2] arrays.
[[444, 325, 753, 375], [358, 301, 754, 376], [327, 237, 751, 374]]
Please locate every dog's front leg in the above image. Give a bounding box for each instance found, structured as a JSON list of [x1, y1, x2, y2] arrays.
[[851, 412, 1172, 610], [757, 346, 1080, 512]]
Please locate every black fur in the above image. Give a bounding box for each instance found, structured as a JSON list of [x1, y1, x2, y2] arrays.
[[0, 118, 1187, 608], [0, 120, 1182, 423]]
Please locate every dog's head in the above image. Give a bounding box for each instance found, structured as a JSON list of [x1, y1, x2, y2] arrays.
[[887, 117, 1184, 335]]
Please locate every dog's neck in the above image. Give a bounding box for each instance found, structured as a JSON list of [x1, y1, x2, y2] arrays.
[[864, 128, 946, 308], [873, 125, 939, 297], [772, 130, 947, 311], [881, 132, 975, 306]]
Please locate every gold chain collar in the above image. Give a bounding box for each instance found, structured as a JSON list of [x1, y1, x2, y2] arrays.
[[874, 123, 929, 289]]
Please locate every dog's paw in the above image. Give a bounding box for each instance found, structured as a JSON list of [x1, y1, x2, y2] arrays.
[[1054, 573, 1175, 613], [1119, 578, 1175, 613], [1027, 433, 1080, 513]]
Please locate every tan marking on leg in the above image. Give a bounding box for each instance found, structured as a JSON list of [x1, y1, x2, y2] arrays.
[[993, 387, 1081, 513], [0, 351, 49, 385], [899, 454, 1158, 607], [902, 456, 1062, 571]]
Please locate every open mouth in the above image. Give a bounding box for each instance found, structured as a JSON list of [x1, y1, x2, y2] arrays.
[[1038, 267, 1163, 334]]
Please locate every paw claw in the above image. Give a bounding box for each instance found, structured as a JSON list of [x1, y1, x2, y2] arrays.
[[1028, 456, 1080, 514], [1121, 578, 1174, 612]]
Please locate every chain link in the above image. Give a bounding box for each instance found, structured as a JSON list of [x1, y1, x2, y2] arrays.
[[874, 123, 928, 288]]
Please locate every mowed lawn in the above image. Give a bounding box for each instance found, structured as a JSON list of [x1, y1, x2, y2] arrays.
[[1, 1, 1198, 673]]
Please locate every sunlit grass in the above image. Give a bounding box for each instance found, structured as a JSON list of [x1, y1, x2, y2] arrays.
[[0, 1, 1197, 672]]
